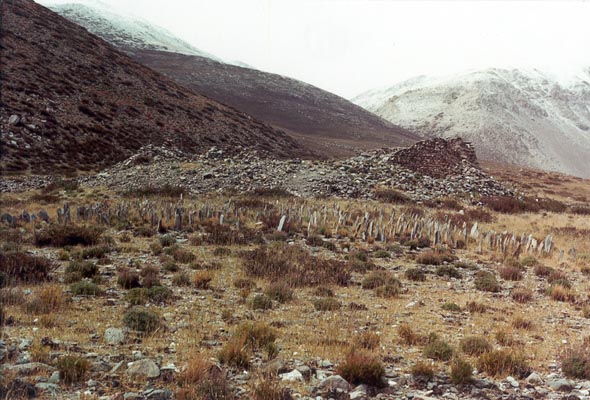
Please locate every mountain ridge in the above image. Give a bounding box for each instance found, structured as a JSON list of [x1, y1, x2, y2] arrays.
[[0, 0, 303, 173], [353, 67, 590, 177]]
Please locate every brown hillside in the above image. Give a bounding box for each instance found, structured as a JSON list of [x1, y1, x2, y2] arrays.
[[0, 0, 304, 174]]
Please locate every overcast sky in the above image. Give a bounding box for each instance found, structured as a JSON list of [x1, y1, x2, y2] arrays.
[[41, 0, 590, 98]]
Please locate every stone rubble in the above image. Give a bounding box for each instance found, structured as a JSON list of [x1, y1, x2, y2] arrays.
[[1, 139, 513, 201]]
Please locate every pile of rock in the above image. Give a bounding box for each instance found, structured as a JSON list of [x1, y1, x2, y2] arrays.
[[77, 139, 512, 201]]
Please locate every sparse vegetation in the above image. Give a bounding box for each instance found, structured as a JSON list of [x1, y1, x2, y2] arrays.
[[460, 336, 492, 356], [56, 355, 91, 384], [477, 349, 530, 378], [35, 224, 103, 247]]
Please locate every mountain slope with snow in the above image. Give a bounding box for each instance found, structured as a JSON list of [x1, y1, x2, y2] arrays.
[[47, 2, 222, 61], [48, 1, 419, 154], [353, 68, 590, 177]]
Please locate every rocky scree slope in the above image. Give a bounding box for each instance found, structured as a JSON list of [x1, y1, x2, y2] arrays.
[[70, 138, 512, 201], [49, 3, 419, 155], [0, 0, 302, 174], [353, 68, 590, 177]]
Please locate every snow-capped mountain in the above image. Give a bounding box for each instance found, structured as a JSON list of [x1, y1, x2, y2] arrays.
[[353, 68, 590, 177], [45, 1, 222, 61]]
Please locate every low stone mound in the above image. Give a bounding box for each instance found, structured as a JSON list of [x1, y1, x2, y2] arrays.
[[390, 138, 478, 178]]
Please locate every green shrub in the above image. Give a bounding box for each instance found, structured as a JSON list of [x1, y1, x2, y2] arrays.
[[520, 256, 537, 267], [375, 281, 402, 298], [123, 307, 160, 333], [252, 294, 273, 310], [474, 271, 501, 292], [65, 261, 98, 279], [159, 235, 176, 247], [450, 357, 473, 384], [70, 281, 102, 296], [374, 188, 409, 204], [441, 302, 461, 312], [424, 338, 453, 361], [373, 250, 390, 259], [361, 271, 396, 289]]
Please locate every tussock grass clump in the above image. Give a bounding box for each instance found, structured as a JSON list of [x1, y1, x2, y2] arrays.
[[450, 357, 473, 384], [460, 336, 492, 356], [140, 265, 161, 288], [511, 287, 533, 303], [218, 335, 250, 369], [35, 225, 102, 247], [123, 307, 160, 333], [242, 243, 349, 287], [193, 271, 214, 290], [25, 285, 69, 314], [498, 265, 523, 281], [213, 247, 232, 257], [264, 282, 294, 303], [474, 271, 501, 292], [172, 248, 196, 264], [252, 374, 292, 400], [177, 353, 235, 400], [372, 250, 391, 259], [336, 350, 385, 387], [547, 270, 571, 288], [313, 297, 341, 311], [172, 272, 191, 286], [117, 268, 141, 289], [512, 316, 534, 330], [398, 323, 425, 346], [547, 284, 576, 303], [352, 332, 380, 350], [562, 347, 590, 379], [411, 361, 434, 383], [0, 252, 53, 284], [219, 322, 277, 369], [375, 281, 402, 298], [416, 249, 455, 266], [56, 355, 90, 385], [534, 264, 554, 277], [424, 336, 454, 361], [477, 349, 530, 378]]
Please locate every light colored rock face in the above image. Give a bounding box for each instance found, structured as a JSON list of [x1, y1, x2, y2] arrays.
[[104, 328, 126, 345], [353, 68, 590, 178], [126, 359, 160, 379]]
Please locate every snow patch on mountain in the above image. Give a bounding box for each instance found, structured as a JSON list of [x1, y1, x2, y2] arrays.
[[46, 1, 223, 61], [353, 68, 590, 177]]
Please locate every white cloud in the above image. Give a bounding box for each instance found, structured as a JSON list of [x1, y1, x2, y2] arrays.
[[40, 0, 590, 97]]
